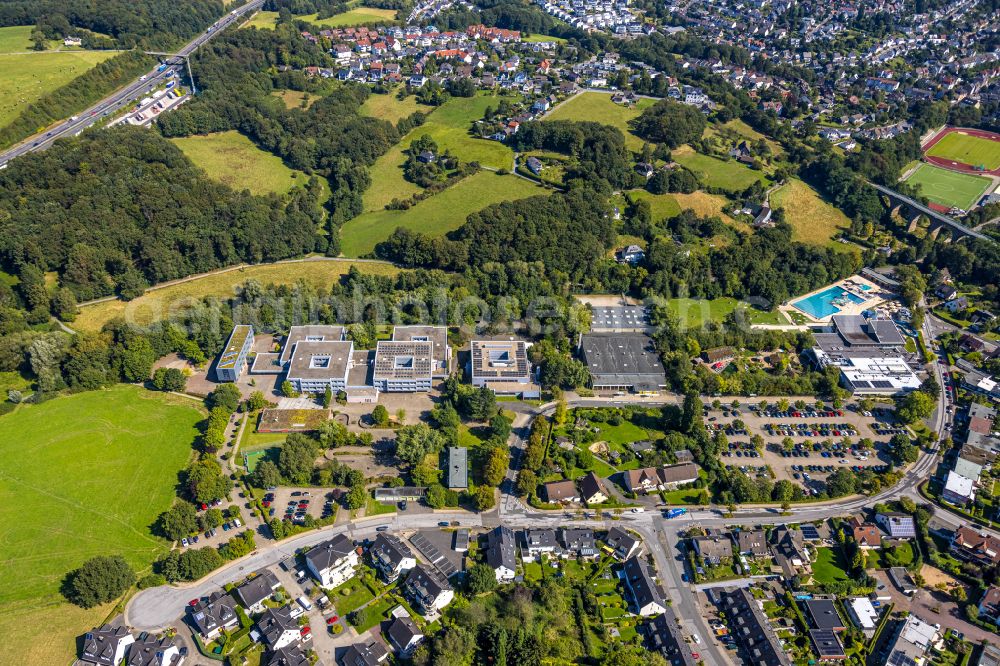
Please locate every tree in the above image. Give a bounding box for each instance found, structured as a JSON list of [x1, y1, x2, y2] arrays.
[[633, 99, 707, 148], [186, 457, 232, 503], [371, 404, 389, 427], [467, 563, 498, 594], [890, 433, 919, 464], [459, 385, 497, 420], [249, 460, 281, 489], [29, 334, 66, 392], [209, 383, 242, 413], [158, 501, 198, 540], [322, 386, 333, 408], [553, 400, 567, 426], [152, 367, 187, 392], [345, 484, 367, 510], [515, 469, 538, 497], [394, 424, 447, 467], [280, 380, 298, 398], [473, 485, 495, 511], [826, 468, 858, 497], [489, 413, 512, 441], [483, 446, 510, 486], [895, 391, 935, 424], [425, 483, 449, 509], [64, 555, 135, 608], [119, 336, 156, 383], [244, 390, 268, 412], [278, 433, 319, 485]]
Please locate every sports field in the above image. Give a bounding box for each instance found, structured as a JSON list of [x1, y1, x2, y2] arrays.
[[74, 258, 399, 332], [770, 178, 853, 248], [0, 49, 117, 128], [0, 386, 203, 665], [903, 163, 992, 210], [171, 130, 306, 196], [543, 91, 655, 151], [363, 93, 513, 212], [672, 145, 770, 192], [926, 131, 1000, 171], [342, 170, 546, 257]]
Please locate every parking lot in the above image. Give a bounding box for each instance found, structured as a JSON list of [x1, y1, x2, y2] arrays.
[[705, 404, 901, 488], [179, 497, 249, 549], [263, 487, 337, 524]]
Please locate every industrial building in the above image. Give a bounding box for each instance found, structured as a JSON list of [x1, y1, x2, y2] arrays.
[[579, 333, 667, 394]]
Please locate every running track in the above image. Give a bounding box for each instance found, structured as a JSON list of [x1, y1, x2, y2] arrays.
[[921, 126, 1000, 177]]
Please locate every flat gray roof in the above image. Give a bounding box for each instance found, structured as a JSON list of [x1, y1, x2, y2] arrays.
[[446, 447, 468, 488], [589, 305, 650, 331], [471, 340, 530, 380], [287, 340, 353, 381], [580, 333, 666, 390], [392, 326, 449, 375], [280, 325, 345, 365], [374, 340, 433, 381]]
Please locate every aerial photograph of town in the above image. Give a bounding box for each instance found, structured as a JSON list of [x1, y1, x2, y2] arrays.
[[0, 0, 998, 664]]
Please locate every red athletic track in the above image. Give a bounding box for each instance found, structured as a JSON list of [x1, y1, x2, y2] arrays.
[[920, 126, 1000, 177]]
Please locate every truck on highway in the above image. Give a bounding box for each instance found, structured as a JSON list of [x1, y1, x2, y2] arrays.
[[664, 508, 688, 518], [157, 63, 167, 72]]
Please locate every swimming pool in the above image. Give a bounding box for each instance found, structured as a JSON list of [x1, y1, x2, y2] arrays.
[[792, 286, 867, 319]]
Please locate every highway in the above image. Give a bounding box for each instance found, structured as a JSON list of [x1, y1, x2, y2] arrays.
[[0, 0, 264, 167]]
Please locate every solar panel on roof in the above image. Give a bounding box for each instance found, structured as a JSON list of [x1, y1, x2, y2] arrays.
[[800, 525, 820, 540]]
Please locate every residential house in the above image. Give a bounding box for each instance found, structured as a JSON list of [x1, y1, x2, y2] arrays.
[[734, 529, 769, 558], [805, 599, 846, 632], [339, 639, 389, 666], [643, 610, 697, 665], [978, 587, 1000, 624], [621, 556, 666, 616], [543, 479, 580, 504], [305, 535, 359, 588], [951, 526, 1000, 566], [189, 592, 238, 641], [267, 645, 310, 666], [235, 571, 281, 613], [125, 634, 182, 666], [403, 564, 454, 615], [256, 606, 302, 651], [717, 588, 791, 665], [580, 472, 610, 505], [702, 346, 737, 365], [444, 446, 468, 490], [935, 284, 958, 301], [386, 615, 424, 657], [81, 625, 135, 666], [605, 526, 641, 560], [852, 523, 882, 549], [369, 533, 416, 583], [692, 532, 733, 565], [485, 526, 517, 582], [875, 513, 916, 539], [526, 156, 543, 174], [945, 296, 970, 313], [559, 528, 599, 558], [771, 526, 811, 578], [888, 566, 918, 595], [623, 463, 699, 494], [616, 244, 646, 264], [885, 614, 939, 666], [845, 597, 879, 638], [520, 529, 559, 561], [943, 471, 976, 505]]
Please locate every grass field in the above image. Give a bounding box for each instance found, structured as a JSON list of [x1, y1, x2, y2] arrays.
[[522, 33, 568, 43], [544, 92, 655, 151], [272, 89, 322, 110], [73, 258, 399, 332], [664, 297, 786, 326], [672, 145, 769, 192], [363, 93, 514, 212], [360, 90, 433, 124], [902, 162, 992, 210], [770, 178, 853, 247], [704, 118, 784, 156], [171, 130, 306, 196], [342, 170, 545, 257], [0, 49, 117, 128], [244, 7, 396, 29], [927, 131, 1000, 171], [811, 547, 850, 584], [0, 386, 203, 666], [0, 25, 39, 52], [244, 10, 280, 28], [625, 189, 682, 220]]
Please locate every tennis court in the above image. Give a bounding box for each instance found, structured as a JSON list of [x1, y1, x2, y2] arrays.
[[903, 163, 992, 210]]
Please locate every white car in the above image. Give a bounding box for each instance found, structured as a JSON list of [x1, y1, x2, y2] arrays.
[[181, 537, 189, 547], [692, 634, 701, 644], [232, 518, 242, 528], [630, 508, 644, 513], [297, 595, 313, 611]]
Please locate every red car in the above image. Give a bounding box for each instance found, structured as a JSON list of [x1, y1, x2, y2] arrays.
[[326, 616, 339, 624], [189, 599, 199, 607]]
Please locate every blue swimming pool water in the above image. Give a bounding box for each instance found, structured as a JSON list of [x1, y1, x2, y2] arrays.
[[792, 286, 866, 319]]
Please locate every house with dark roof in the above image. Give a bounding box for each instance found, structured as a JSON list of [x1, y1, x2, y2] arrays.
[[622, 464, 699, 494], [189, 592, 239, 640], [256, 605, 302, 651], [579, 333, 667, 394], [621, 556, 666, 616], [559, 528, 599, 558], [605, 527, 641, 560], [235, 571, 281, 613], [692, 532, 733, 565], [810, 629, 846, 660], [403, 564, 454, 615], [643, 610, 697, 665], [951, 526, 1000, 566], [580, 472, 610, 504], [125, 633, 181, 666], [521, 529, 558, 561], [386, 615, 424, 656], [305, 534, 359, 588], [978, 586, 1000, 624], [875, 513, 916, 539], [805, 599, 846, 632], [81, 625, 135, 666], [339, 639, 389, 666], [717, 588, 791, 665], [266, 645, 311, 666], [734, 529, 769, 558], [485, 525, 517, 582], [369, 533, 416, 583]]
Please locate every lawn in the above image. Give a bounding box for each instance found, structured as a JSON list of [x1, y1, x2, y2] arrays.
[[171, 130, 307, 196], [902, 162, 992, 211], [73, 258, 399, 332], [522, 33, 568, 44], [544, 92, 655, 151], [811, 547, 849, 584], [298, 8, 398, 26], [244, 10, 280, 28], [770, 178, 853, 248], [705, 118, 784, 155], [0, 49, 117, 128], [663, 297, 786, 327], [0, 26, 39, 52], [341, 170, 545, 257], [327, 578, 375, 615], [625, 189, 681, 220], [272, 89, 322, 110], [0, 385, 203, 666], [349, 594, 396, 632], [591, 420, 649, 446], [363, 93, 514, 212], [660, 486, 708, 505], [927, 131, 1000, 171], [672, 145, 769, 192], [360, 90, 433, 124]]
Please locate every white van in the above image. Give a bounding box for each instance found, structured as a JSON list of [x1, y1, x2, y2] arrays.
[[297, 595, 313, 611]]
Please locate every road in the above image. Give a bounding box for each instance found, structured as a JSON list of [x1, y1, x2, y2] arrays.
[[0, 0, 264, 167]]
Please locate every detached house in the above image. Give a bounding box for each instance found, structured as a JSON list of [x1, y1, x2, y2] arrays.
[[692, 532, 733, 565], [521, 529, 559, 561], [485, 525, 518, 582], [305, 534, 359, 588], [369, 533, 416, 583], [403, 564, 454, 615], [125, 634, 182, 666], [735, 529, 769, 558], [560, 528, 599, 558], [875, 513, 916, 539], [606, 526, 641, 560], [621, 556, 667, 616], [386, 615, 424, 657], [189, 592, 239, 641], [235, 571, 281, 613], [81, 625, 135, 666], [256, 605, 302, 651], [580, 472, 610, 505], [340, 640, 389, 666], [951, 526, 1000, 566]]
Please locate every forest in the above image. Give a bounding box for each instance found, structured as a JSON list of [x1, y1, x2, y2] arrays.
[[0, 0, 225, 49]]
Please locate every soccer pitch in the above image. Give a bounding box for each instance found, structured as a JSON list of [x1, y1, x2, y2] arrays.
[[904, 163, 993, 210], [926, 132, 1000, 171]]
